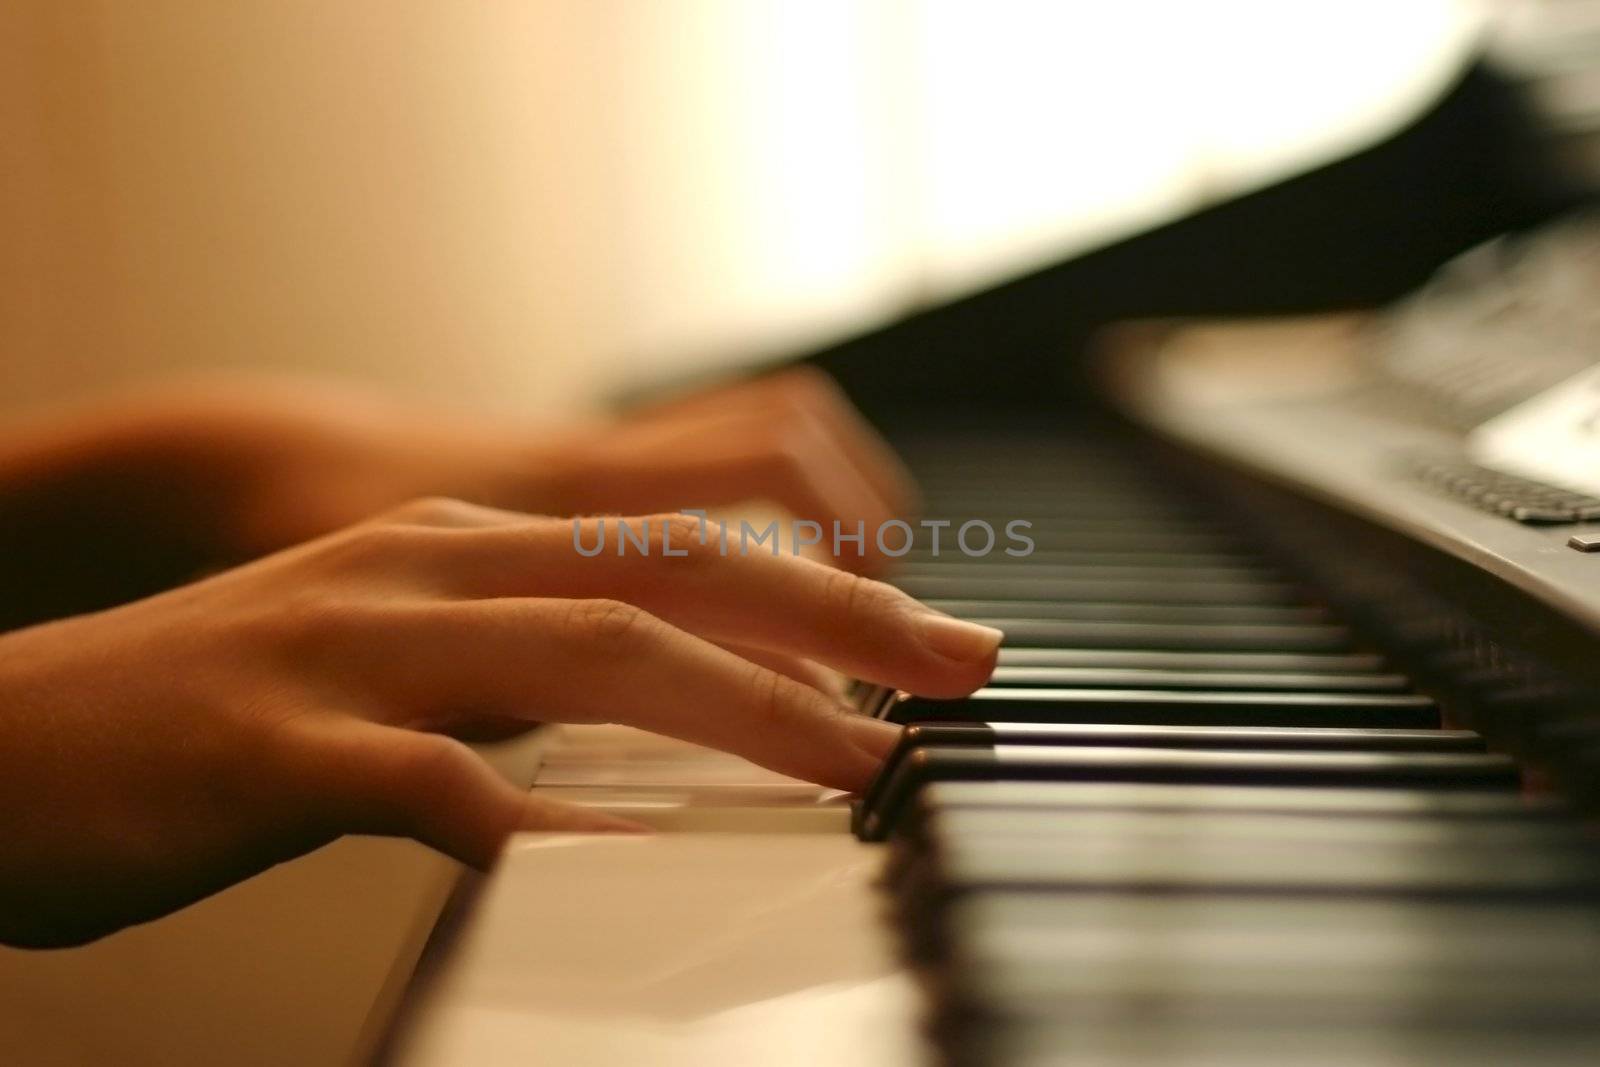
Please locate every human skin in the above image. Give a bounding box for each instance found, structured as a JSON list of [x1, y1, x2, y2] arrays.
[[0, 367, 915, 629], [0, 371, 999, 948]]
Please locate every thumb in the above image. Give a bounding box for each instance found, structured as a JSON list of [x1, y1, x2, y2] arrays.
[[288, 718, 645, 867]]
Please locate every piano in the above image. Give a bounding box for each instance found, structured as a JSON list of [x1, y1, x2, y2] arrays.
[[376, 212, 1600, 1066]]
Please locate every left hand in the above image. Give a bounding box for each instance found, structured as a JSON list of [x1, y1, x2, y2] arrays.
[[148, 366, 917, 575]]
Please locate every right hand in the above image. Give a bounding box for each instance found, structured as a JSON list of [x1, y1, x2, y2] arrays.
[[0, 500, 1000, 947]]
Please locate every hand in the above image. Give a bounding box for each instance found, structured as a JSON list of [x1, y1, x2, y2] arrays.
[[0, 501, 999, 947], [127, 366, 917, 574], [530, 368, 920, 574], [0, 367, 914, 626]]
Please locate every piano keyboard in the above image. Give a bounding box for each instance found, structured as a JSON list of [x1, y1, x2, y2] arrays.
[[851, 427, 1600, 1065], [383, 423, 1600, 1067]]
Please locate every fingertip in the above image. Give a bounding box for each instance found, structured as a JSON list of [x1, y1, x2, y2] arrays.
[[845, 714, 902, 761], [904, 613, 1001, 696], [790, 714, 901, 794], [521, 798, 654, 835], [917, 613, 1004, 663]]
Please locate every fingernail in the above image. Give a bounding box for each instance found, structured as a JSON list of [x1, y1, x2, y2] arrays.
[[917, 613, 1004, 663], [845, 714, 903, 760]]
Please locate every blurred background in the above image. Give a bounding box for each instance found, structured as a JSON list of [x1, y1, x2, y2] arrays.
[[5, 2, 1599, 1065], [2, 0, 1501, 423]]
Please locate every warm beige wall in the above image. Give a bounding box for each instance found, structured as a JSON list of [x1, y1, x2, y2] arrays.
[[1, 2, 637, 418], [0, 3, 115, 408], [1, 1, 1483, 420], [0, 2, 928, 419]]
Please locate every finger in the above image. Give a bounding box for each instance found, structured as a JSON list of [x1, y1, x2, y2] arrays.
[[436, 515, 1002, 698], [285, 717, 646, 868], [640, 367, 921, 519], [557, 409, 897, 574], [337, 599, 906, 792], [776, 404, 900, 574], [371, 496, 528, 530], [754, 367, 921, 519], [434, 714, 545, 743], [714, 641, 844, 696]]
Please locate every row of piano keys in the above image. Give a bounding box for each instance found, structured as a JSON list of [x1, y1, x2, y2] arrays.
[[852, 430, 1600, 1066]]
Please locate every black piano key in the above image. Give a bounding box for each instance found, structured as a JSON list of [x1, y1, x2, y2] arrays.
[[920, 514, 1232, 536], [863, 722, 1495, 836], [884, 807, 1581, 903], [892, 834, 1600, 975], [914, 468, 1178, 484], [925, 900, 1600, 1067], [890, 722, 1482, 757], [934, 891, 1600, 1055], [894, 561, 1281, 584], [872, 779, 1565, 859], [900, 833, 1600, 911], [902, 505, 1171, 525], [900, 560, 1285, 589], [987, 665, 1410, 691], [907, 457, 1147, 476], [944, 892, 1600, 966], [981, 620, 1355, 651], [983, 517, 1231, 534], [902, 575, 1299, 607], [898, 577, 1299, 605], [857, 745, 1516, 840], [959, 530, 1246, 554], [909, 467, 1178, 485], [901, 781, 1562, 830], [965, 1021, 1600, 1067], [882, 688, 1440, 728], [901, 549, 1270, 569], [995, 648, 1388, 672], [905, 807, 1581, 857], [924, 600, 1328, 625]]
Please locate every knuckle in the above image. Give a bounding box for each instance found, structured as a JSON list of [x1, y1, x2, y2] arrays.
[[252, 589, 347, 642], [748, 660, 840, 733], [321, 521, 432, 569], [565, 598, 654, 649], [652, 513, 716, 564], [755, 664, 787, 726], [657, 512, 704, 548], [750, 661, 793, 728], [822, 566, 906, 627], [254, 592, 385, 658], [821, 566, 866, 620], [386, 496, 483, 527]]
